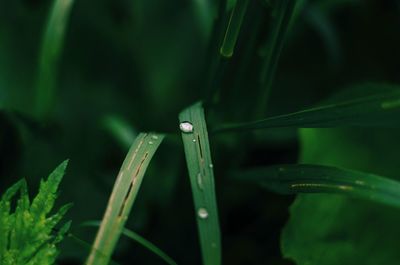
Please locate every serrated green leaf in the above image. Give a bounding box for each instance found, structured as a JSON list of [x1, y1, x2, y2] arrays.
[[30, 160, 69, 220], [179, 102, 221, 265], [86, 132, 165, 265], [0, 161, 71, 265]]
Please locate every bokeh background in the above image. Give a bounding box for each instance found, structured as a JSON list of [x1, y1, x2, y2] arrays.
[[1, 0, 400, 264]]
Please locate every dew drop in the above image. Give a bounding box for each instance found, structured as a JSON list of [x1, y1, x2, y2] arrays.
[[193, 139, 197, 142], [197, 173, 204, 190], [198, 208, 209, 219], [151, 135, 159, 140], [148, 141, 154, 145], [179, 121, 194, 133], [209, 164, 214, 168]]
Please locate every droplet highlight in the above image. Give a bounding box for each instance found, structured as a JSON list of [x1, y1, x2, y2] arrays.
[[197, 173, 204, 190], [151, 135, 159, 140], [148, 141, 154, 145], [198, 208, 209, 219], [179, 121, 194, 133]]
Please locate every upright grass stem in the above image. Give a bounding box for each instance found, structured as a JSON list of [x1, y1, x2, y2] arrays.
[[220, 0, 249, 58], [34, 0, 75, 121], [179, 103, 221, 265], [255, 0, 298, 119]]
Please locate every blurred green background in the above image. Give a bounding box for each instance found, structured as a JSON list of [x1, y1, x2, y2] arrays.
[[1, 0, 400, 264]]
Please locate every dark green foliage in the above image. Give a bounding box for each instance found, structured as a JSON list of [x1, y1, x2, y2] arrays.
[[235, 164, 400, 208], [0, 161, 71, 265], [2, 0, 400, 264]]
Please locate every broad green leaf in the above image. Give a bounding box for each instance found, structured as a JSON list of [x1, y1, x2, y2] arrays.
[[179, 103, 221, 265], [82, 220, 177, 265], [282, 128, 400, 265], [215, 84, 400, 132], [86, 132, 164, 265], [34, 0, 75, 120], [235, 164, 400, 208]]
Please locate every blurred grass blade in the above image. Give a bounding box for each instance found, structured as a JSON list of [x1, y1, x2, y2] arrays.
[[236, 164, 400, 208], [102, 115, 137, 150], [179, 103, 221, 265], [215, 86, 400, 132], [256, 0, 300, 118], [82, 221, 177, 265], [220, 0, 249, 57], [35, 0, 75, 120], [86, 133, 165, 265]]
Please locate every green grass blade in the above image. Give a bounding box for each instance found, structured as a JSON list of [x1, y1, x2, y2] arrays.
[[179, 103, 221, 265], [235, 164, 400, 208], [86, 133, 165, 265], [66, 232, 121, 265], [34, 0, 75, 120], [82, 221, 177, 265], [102, 115, 137, 149], [220, 0, 249, 57], [256, 0, 300, 118], [215, 86, 400, 132]]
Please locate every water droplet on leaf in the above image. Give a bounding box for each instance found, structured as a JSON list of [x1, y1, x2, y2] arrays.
[[179, 121, 194, 133], [198, 208, 209, 219]]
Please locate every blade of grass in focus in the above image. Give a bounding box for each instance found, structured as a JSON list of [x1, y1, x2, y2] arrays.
[[86, 133, 165, 265], [34, 0, 75, 120], [179, 103, 221, 265], [215, 87, 400, 132], [220, 0, 249, 57], [255, 0, 300, 118], [82, 221, 177, 265], [235, 164, 400, 208]]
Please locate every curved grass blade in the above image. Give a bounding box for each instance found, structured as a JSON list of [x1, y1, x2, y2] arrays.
[[179, 103, 221, 265], [256, 0, 301, 118], [86, 133, 165, 265], [102, 115, 137, 149], [82, 221, 177, 265], [220, 0, 249, 57], [235, 164, 400, 208], [34, 0, 75, 120], [66, 232, 121, 265], [215, 87, 400, 132]]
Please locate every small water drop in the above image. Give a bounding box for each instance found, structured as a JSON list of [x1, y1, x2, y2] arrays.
[[192, 139, 197, 142], [198, 208, 209, 219], [148, 141, 154, 145], [355, 180, 365, 185], [180, 121, 194, 133], [209, 164, 214, 168], [151, 135, 159, 140], [197, 173, 204, 190]]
